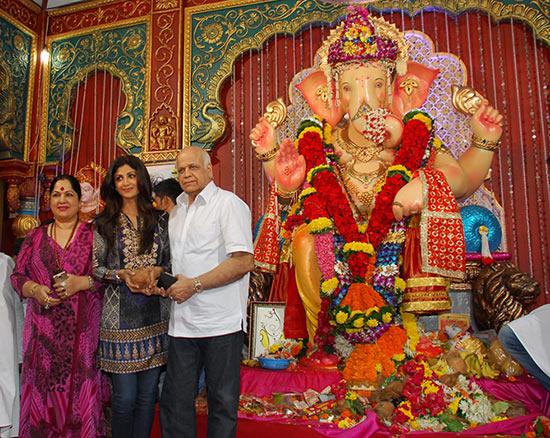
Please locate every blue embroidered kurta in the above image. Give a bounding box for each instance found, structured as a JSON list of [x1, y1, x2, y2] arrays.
[[93, 212, 171, 373]]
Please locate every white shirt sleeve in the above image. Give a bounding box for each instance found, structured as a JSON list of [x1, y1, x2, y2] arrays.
[[221, 195, 253, 256], [0, 254, 21, 436], [508, 304, 550, 378]]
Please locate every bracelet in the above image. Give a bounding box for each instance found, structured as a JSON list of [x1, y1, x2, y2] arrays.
[[277, 186, 298, 199], [112, 270, 121, 282], [193, 277, 203, 294], [471, 134, 500, 152], [256, 145, 280, 162], [88, 276, 94, 290]]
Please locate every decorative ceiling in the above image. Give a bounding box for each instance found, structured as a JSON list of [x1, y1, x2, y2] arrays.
[[32, 0, 91, 10]]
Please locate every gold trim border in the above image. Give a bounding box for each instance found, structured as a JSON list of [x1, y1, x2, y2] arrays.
[[370, 0, 549, 44], [401, 299, 451, 313], [182, 0, 345, 149], [18, 0, 42, 14], [182, 0, 548, 149], [0, 8, 37, 163], [141, 150, 178, 163], [39, 15, 151, 163], [100, 320, 168, 342], [48, 0, 122, 17], [99, 352, 167, 373], [406, 276, 450, 288]]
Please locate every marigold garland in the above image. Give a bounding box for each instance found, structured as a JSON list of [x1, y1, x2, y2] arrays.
[[282, 111, 435, 380]]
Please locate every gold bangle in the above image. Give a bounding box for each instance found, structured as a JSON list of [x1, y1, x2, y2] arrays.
[[256, 145, 280, 162], [88, 276, 94, 290], [472, 134, 500, 152], [277, 186, 298, 199]]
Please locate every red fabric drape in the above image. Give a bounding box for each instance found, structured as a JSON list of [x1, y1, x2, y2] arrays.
[[67, 70, 126, 175], [212, 11, 550, 305]]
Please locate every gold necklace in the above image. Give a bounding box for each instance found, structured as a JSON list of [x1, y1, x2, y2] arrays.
[[334, 126, 383, 163]]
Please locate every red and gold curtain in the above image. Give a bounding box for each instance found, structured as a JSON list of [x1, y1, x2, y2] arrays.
[[211, 10, 550, 304]]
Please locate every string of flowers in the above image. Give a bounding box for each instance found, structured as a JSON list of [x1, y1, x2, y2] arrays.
[[283, 110, 436, 361], [367, 110, 434, 248]]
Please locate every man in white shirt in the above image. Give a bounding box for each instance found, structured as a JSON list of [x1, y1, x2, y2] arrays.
[[498, 304, 550, 390], [160, 147, 254, 438], [0, 253, 24, 438]]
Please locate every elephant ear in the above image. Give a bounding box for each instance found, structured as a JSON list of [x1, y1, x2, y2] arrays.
[[391, 62, 439, 119], [296, 70, 344, 126]]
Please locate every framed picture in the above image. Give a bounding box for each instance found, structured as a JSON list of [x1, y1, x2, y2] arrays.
[[438, 313, 470, 337], [248, 302, 286, 359]]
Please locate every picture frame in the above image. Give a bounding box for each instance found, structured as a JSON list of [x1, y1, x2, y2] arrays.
[[248, 301, 286, 359], [438, 313, 470, 337]]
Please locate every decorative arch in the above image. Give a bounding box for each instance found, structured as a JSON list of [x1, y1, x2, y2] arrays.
[[183, 0, 549, 149], [40, 17, 150, 162], [183, 0, 344, 149]]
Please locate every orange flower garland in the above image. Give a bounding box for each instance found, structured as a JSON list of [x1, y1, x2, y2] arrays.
[[340, 283, 385, 312], [343, 325, 407, 385]]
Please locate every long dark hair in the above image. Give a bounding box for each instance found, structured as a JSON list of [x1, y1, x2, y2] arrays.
[[95, 155, 158, 256]]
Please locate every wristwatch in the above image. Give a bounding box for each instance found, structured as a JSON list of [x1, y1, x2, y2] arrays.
[[193, 277, 203, 294]]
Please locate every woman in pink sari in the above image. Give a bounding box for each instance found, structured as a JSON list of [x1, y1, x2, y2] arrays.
[[11, 174, 105, 438]]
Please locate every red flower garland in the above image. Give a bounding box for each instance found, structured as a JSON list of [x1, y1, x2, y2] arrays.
[[367, 119, 431, 248], [284, 115, 432, 350]]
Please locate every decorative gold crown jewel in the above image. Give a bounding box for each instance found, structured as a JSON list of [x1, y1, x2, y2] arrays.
[[319, 7, 408, 88]]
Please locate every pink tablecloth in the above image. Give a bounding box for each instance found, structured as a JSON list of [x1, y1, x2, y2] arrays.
[[240, 366, 550, 437], [240, 365, 342, 397]]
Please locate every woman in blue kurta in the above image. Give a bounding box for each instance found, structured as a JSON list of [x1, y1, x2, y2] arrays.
[[93, 155, 170, 438]]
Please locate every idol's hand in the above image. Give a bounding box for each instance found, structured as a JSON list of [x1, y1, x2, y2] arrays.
[[250, 117, 277, 154], [392, 178, 424, 221], [470, 101, 503, 143], [383, 114, 404, 149], [274, 138, 306, 192]]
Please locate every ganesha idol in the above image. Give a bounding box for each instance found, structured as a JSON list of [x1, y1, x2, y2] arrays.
[[250, 7, 502, 382]]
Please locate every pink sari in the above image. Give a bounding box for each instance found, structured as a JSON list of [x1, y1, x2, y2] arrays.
[[11, 222, 106, 438]]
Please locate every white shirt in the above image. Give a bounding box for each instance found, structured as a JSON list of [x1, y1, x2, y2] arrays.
[[508, 304, 550, 378], [0, 253, 23, 437], [169, 181, 253, 337]]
